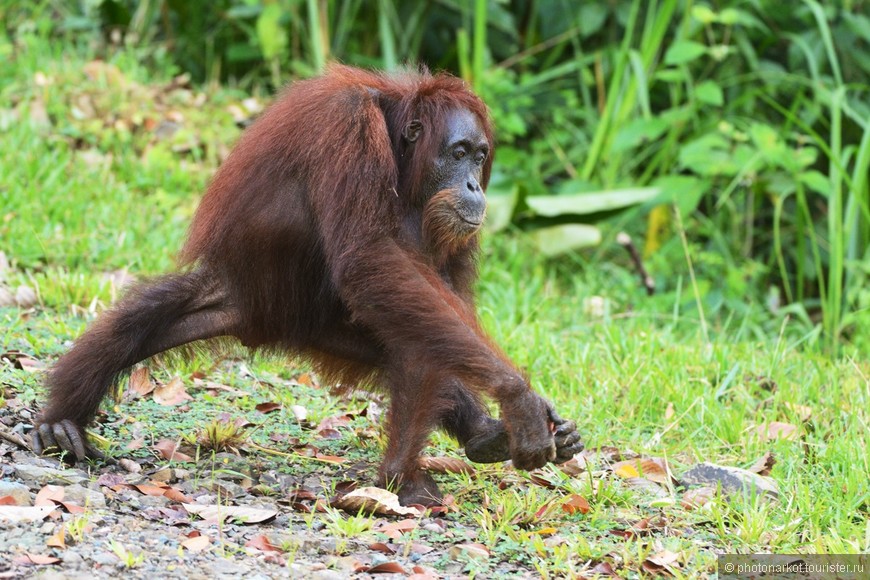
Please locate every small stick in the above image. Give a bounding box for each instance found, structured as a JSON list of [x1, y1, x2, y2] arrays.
[[617, 232, 655, 296], [0, 427, 32, 451]]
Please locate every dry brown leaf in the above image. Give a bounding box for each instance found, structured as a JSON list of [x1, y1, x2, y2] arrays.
[[317, 428, 342, 439], [754, 421, 798, 441], [587, 562, 618, 577], [642, 549, 681, 576], [374, 518, 419, 540], [562, 494, 590, 515], [152, 439, 194, 462], [365, 562, 407, 574], [784, 402, 813, 422], [119, 458, 142, 473], [181, 534, 211, 553], [748, 451, 777, 476], [153, 377, 192, 406], [15, 553, 61, 566], [419, 456, 476, 476], [255, 402, 282, 414], [34, 485, 65, 507], [331, 487, 422, 517], [611, 457, 673, 484], [135, 484, 168, 497], [680, 486, 717, 510], [448, 543, 489, 561], [370, 542, 396, 554], [245, 534, 283, 552], [408, 565, 440, 579], [129, 367, 155, 396], [162, 487, 192, 503], [557, 454, 590, 476], [46, 526, 66, 549]]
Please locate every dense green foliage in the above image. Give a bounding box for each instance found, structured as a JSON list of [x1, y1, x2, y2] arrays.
[[3, 0, 867, 353]]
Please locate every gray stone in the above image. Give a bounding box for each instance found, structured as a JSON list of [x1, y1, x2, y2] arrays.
[[14, 464, 88, 486], [680, 462, 779, 499], [311, 571, 345, 580], [0, 481, 32, 505], [63, 484, 107, 509]]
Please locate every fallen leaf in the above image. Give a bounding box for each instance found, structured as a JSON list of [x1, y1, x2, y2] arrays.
[[408, 565, 440, 579], [181, 534, 210, 553], [611, 457, 673, 484], [408, 542, 434, 555], [419, 456, 476, 476], [562, 494, 590, 515], [135, 484, 169, 496], [317, 428, 342, 439], [162, 487, 192, 503], [129, 367, 155, 396], [245, 534, 283, 552], [96, 473, 127, 487], [374, 518, 419, 540], [784, 402, 813, 422], [587, 562, 618, 577], [757, 421, 799, 441], [119, 458, 142, 472], [643, 549, 680, 575], [153, 439, 194, 462], [370, 542, 396, 554], [14, 553, 60, 566], [46, 526, 66, 549], [317, 413, 353, 431], [557, 454, 590, 476], [255, 402, 282, 414], [366, 562, 407, 574], [748, 451, 776, 476], [0, 496, 18, 506], [153, 377, 193, 406], [448, 543, 489, 561], [332, 487, 422, 517], [0, 505, 56, 523], [182, 503, 278, 524], [34, 485, 65, 507], [680, 485, 717, 509]]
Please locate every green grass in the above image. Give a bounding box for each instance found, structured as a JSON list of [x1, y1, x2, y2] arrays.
[[1, 36, 868, 577]]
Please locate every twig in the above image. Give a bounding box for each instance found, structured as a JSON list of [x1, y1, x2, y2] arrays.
[[0, 427, 32, 451], [617, 232, 655, 295]]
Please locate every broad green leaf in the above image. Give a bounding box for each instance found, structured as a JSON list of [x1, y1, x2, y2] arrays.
[[799, 170, 830, 197], [651, 175, 710, 217], [664, 41, 707, 65], [256, 4, 287, 60], [526, 187, 661, 217], [695, 81, 724, 106], [530, 224, 601, 257], [485, 188, 519, 233], [612, 118, 669, 152], [691, 6, 717, 24]]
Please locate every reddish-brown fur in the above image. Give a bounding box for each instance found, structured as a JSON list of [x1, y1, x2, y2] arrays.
[[36, 65, 581, 505]]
